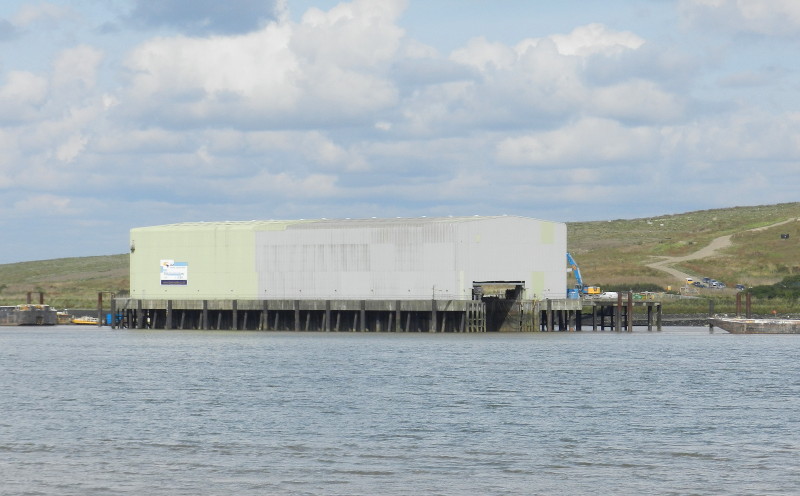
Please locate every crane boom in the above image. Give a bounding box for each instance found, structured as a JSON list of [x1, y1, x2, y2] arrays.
[[566, 252, 583, 288]]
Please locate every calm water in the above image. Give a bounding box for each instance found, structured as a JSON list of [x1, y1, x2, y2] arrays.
[[1, 327, 798, 495]]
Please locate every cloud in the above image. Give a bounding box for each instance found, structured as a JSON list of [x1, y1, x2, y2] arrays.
[[589, 79, 686, 123], [496, 118, 661, 167], [0, 71, 48, 123], [125, 0, 283, 35], [680, 0, 800, 36], [122, 23, 301, 126], [56, 134, 89, 163], [12, 2, 75, 27], [13, 194, 78, 216], [548, 23, 645, 56], [664, 110, 800, 163], [401, 23, 674, 134], [121, 0, 405, 128], [52, 45, 104, 91]]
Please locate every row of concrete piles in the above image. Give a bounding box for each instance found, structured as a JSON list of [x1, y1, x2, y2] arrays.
[[88, 292, 662, 332]]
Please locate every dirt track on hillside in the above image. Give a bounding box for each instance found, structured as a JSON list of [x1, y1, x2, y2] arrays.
[[645, 218, 798, 283]]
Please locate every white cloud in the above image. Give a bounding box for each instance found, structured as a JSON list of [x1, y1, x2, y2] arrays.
[[680, 0, 800, 36], [590, 79, 685, 123], [0, 71, 48, 122], [295, 0, 406, 68], [496, 118, 660, 166], [241, 170, 339, 198], [664, 110, 800, 163], [52, 45, 104, 91], [430, 24, 662, 133], [13, 2, 74, 27], [548, 23, 645, 56], [124, 23, 301, 120], [451, 37, 517, 71], [14, 194, 77, 216], [56, 133, 89, 163], [122, 0, 405, 127], [511, 23, 645, 59]]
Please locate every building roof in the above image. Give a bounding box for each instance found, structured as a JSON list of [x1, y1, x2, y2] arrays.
[[131, 215, 560, 232]]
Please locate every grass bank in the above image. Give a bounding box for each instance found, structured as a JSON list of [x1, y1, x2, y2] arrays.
[[0, 254, 129, 308]]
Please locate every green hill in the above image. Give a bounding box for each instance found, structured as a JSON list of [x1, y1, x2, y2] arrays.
[[1, 202, 799, 308], [568, 202, 800, 290], [0, 254, 129, 308]]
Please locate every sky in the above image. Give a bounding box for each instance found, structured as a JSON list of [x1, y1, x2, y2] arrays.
[[0, 0, 799, 263]]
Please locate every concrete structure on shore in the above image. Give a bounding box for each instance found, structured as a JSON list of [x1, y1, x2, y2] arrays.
[[113, 215, 661, 332]]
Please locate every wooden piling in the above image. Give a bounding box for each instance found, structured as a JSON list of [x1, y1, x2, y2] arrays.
[[166, 300, 173, 329], [627, 292, 633, 332], [746, 292, 751, 318], [735, 292, 742, 317], [708, 299, 715, 332], [325, 300, 331, 332]]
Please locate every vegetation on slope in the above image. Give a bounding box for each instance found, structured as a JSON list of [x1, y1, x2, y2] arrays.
[[749, 275, 800, 301], [568, 202, 800, 290], [0, 254, 129, 308]]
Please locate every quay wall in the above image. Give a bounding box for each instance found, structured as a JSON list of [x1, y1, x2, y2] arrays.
[[108, 296, 661, 333]]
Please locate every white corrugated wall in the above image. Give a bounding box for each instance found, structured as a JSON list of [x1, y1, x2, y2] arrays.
[[254, 216, 566, 300]]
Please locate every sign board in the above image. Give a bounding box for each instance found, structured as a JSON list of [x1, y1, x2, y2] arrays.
[[160, 260, 188, 285]]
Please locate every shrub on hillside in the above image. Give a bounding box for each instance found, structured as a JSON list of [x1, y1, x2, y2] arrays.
[[602, 283, 665, 293], [748, 275, 800, 300]]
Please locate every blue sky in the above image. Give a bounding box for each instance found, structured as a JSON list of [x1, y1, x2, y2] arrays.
[[0, 0, 799, 263]]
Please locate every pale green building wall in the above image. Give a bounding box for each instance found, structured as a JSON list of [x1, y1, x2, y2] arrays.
[[130, 221, 304, 299]]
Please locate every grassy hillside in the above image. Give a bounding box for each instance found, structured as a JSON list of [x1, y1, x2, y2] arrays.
[[568, 202, 800, 290], [1, 202, 799, 308], [0, 254, 129, 308]]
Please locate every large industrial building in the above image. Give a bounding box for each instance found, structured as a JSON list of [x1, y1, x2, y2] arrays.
[[130, 216, 566, 301], [119, 216, 578, 332]]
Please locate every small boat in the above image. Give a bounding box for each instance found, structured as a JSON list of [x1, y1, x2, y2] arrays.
[[71, 316, 99, 325], [709, 316, 800, 334], [57, 311, 72, 325]]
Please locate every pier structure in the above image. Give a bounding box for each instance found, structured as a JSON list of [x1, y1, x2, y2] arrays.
[[110, 293, 661, 332], [538, 293, 662, 332], [113, 298, 489, 332], [117, 216, 661, 333]]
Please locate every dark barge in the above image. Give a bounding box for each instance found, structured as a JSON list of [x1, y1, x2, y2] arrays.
[[0, 304, 58, 326]]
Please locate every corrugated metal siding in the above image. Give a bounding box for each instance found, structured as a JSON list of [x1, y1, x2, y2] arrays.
[[131, 216, 567, 300], [253, 216, 565, 300]]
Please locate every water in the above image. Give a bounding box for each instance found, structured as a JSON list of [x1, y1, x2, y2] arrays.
[[1, 327, 798, 495]]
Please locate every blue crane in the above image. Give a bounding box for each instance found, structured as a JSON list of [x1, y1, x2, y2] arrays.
[[566, 252, 583, 299], [566, 252, 601, 298]]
